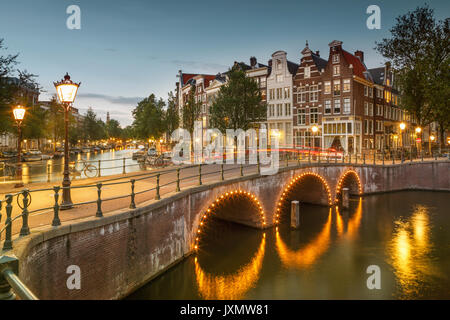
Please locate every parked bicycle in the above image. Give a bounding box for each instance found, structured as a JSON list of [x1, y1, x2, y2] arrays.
[[69, 160, 98, 179]]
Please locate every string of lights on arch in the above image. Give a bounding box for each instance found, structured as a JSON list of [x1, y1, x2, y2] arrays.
[[275, 172, 333, 225], [335, 170, 363, 203], [194, 190, 266, 251]]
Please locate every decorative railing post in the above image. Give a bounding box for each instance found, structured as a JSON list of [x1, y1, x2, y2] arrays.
[[421, 150, 424, 162], [2, 195, 13, 251], [382, 150, 385, 166], [318, 152, 321, 164], [410, 148, 413, 163], [373, 152, 376, 165], [129, 179, 136, 209], [155, 174, 161, 200], [308, 149, 311, 164], [392, 151, 395, 165], [122, 157, 126, 174], [363, 153, 366, 164], [19, 190, 30, 237], [52, 186, 61, 226], [257, 157, 261, 174], [98, 160, 101, 177], [297, 152, 300, 166], [198, 164, 202, 186], [47, 163, 51, 183], [240, 163, 243, 177], [96, 183, 103, 217], [434, 151, 437, 161], [355, 153, 358, 164], [285, 154, 288, 167], [176, 168, 181, 192], [221, 163, 224, 181]]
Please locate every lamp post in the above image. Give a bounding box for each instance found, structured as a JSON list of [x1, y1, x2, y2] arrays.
[[399, 122, 406, 161], [415, 126, 422, 157], [429, 134, 435, 157], [311, 125, 319, 160], [13, 105, 26, 188], [54, 73, 80, 209]]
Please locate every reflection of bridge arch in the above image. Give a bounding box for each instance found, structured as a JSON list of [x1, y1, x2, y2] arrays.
[[274, 172, 333, 224], [194, 190, 266, 250], [194, 234, 266, 300], [275, 209, 332, 269], [335, 170, 363, 203]]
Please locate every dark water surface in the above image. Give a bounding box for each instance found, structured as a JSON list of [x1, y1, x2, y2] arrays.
[[128, 191, 450, 300]]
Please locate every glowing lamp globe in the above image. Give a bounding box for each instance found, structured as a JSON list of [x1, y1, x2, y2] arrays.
[[13, 105, 26, 121], [311, 125, 319, 133], [54, 73, 80, 104], [399, 122, 406, 131], [415, 127, 422, 134]]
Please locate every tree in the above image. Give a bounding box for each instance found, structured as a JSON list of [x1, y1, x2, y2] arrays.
[[182, 86, 202, 134], [46, 96, 65, 149], [209, 67, 266, 133], [81, 108, 106, 141], [105, 119, 122, 138], [131, 94, 165, 139], [164, 91, 179, 136], [375, 5, 449, 128]]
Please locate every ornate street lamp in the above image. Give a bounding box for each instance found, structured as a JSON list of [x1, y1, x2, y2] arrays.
[[54, 73, 81, 209], [415, 126, 422, 156], [13, 105, 26, 188], [399, 122, 406, 159], [311, 125, 319, 149]]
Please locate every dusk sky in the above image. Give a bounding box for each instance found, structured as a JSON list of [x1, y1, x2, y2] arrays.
[[1, 0, 449, 126]]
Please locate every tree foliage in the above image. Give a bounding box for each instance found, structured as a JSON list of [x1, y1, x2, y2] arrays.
[[375, 5, 450, 130], [209, 67, 266, 133], [182, 86, 201, 134], [131, 94, 166, 139]]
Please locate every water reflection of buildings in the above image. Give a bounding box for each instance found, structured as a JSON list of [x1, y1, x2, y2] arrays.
[[194, 235, 266, 300], [276, 198, 363, 269], [387, 205, 435, 299]]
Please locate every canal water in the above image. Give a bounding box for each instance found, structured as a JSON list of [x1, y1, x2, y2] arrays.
[[127, 191, 450, 300], [1, 149, 142, 184]]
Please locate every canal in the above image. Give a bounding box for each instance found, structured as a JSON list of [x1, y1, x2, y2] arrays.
[[1, 149, 142, 184], [127, 191, 450, 300]]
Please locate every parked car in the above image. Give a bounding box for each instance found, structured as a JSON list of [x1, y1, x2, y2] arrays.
[[132, 149, 146, 160], [23, 149, 42, 162]]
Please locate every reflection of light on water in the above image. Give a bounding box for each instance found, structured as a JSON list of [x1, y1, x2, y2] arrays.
[[346, 198, 362, 239], [22, 164, 29, 184], [194, 235, 266, 300], [276, 210, 332, 269], [387, 205, 435, 298], [336, 206, 344, 237]]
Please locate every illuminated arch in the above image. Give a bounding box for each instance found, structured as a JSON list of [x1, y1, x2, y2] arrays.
[[274, 172, 333, 224], [275, 209, 332, 269], [194, 234, 266, 300], [194, 190, 266, 251], [335, 170, 363, 203]]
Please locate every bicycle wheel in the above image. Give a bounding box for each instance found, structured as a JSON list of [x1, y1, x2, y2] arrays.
[[84, 165, 98, 178]]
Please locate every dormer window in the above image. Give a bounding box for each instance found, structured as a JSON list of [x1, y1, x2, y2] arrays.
[[332, 54, 340, 63]]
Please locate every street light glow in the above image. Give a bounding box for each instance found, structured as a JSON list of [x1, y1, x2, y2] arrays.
[[311, 125, 319, 133], [415, 127, 422, 134], [13, 105, 26, 121], [399, 122, 406, 131], [54, 73, 81, 104]]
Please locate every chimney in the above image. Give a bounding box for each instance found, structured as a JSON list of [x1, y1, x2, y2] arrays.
[[355, 50, 364, 62], [315, 50, 320, 56], [250, 56, 257, 68]]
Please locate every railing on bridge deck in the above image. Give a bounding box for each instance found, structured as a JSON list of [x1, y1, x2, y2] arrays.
[[0, 149, 448, 299]]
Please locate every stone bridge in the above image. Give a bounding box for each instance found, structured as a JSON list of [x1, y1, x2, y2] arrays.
[[8, 161, 450, 299]]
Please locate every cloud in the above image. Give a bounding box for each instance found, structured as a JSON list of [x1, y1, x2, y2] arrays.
[[76, 93, 144, 105]]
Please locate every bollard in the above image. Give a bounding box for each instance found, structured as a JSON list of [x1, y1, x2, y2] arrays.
[[47, 164, 51, 183], [122, 157, 126, 174], [96, 183, 103, 217], [51, 186, 61, 226], [2, 195, 13, 251], [98, 160, 101, 177], [19, 190, 30, 237], [291, 200, 300, 229], [342, 188, 350, 209], [129, 179, 136, 209], [176, 168, 181, 192], [198, 164, 202, 186], [155, 174, 161, 200]]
